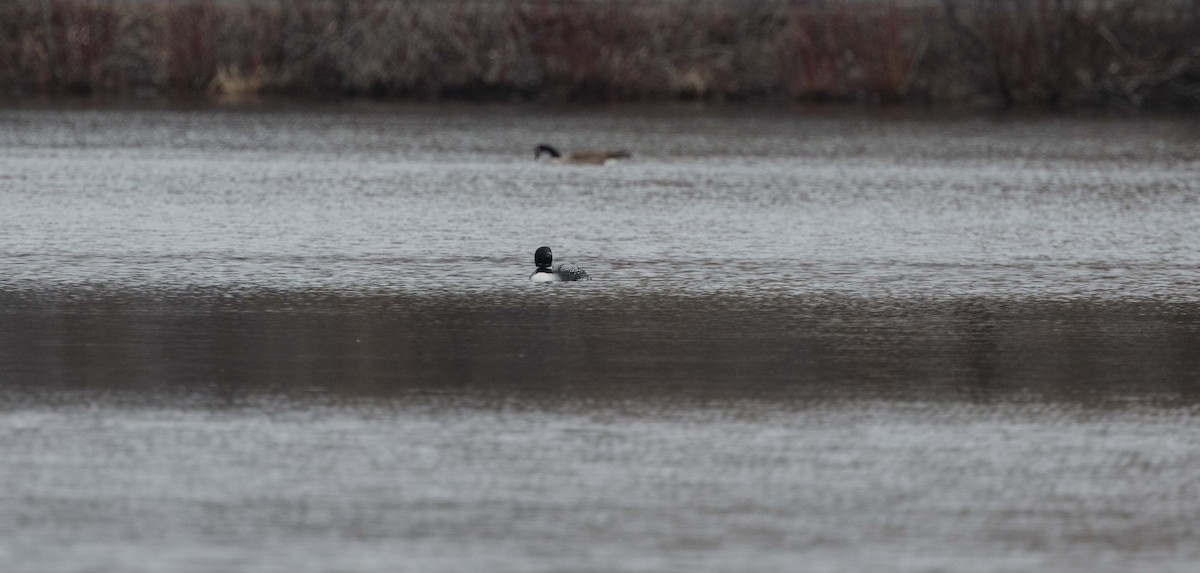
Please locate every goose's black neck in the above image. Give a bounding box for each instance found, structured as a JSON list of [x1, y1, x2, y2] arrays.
[[535, 144, 561, 159]]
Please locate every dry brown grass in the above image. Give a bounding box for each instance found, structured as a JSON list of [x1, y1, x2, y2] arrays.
[[1, 0, 1197, 108]]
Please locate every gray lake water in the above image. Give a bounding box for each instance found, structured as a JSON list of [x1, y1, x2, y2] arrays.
[[1, 103, 1199, 572]]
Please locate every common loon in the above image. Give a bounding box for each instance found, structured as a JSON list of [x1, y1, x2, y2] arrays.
[[535, 144, 631, 166], [529, 246, 591, 282]]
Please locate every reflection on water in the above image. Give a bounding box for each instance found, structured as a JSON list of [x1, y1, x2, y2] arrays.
[[2, 290, 1199, 570], [1, 290, 1198, 406], [2, 105, 1200, 571]]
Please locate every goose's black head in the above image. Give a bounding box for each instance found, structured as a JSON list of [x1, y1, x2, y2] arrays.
[[534, 246, 553, 271], [534, 144, 561, 159]]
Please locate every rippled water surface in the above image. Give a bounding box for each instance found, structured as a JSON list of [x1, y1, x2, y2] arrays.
[[3, 104, 1198, 297], [1, 104, 1199, 572]]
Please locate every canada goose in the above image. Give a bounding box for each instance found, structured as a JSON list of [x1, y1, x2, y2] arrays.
[[529, 246, 591, 282], [534, 144, 630, 166]]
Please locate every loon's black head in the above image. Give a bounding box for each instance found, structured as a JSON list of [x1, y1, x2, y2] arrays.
[[534, 144, 561, 159], [534, 246, 553, 270]]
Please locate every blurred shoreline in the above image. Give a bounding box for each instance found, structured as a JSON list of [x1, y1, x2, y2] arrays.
[[2, 0, 1198, 110]]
